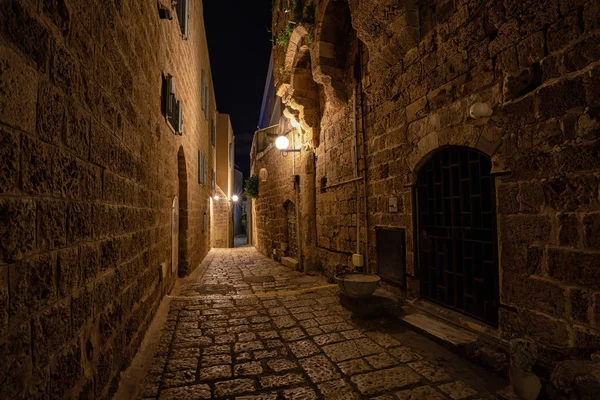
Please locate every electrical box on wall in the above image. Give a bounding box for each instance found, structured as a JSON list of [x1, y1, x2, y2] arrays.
[[352, 253, 364, 268], [389, 196, 398, 213]]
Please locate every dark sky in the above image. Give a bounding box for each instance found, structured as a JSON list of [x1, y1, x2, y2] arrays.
[[204, 1, 273, 178]]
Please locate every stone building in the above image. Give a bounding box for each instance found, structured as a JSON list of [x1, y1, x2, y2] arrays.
[[253, 0, 600, 372], [0, 0, 219, 398], [211, 113, 235, 248]]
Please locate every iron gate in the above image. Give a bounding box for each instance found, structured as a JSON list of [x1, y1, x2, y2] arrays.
[[416, 146, 498, 325]]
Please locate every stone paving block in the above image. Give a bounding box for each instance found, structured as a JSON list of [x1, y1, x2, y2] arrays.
[[204, 327, 228, 336], [203, 344, 231, 355], [365, 331, 402, 348], [215, 333, 237, 344], [201, 354, 232, 367], [273, 315, 297, 328], [337, 358, 373, 376], [281, 327, 306, 341], [267, 358, 298, 372], [214, 378, 255, 396], [260, 373, 306, 389], [395, 385, 447, 400], [229, 324, 252, 333], [252, 349, 278, 360], [351, 366, 423, 395], [306, 327, 324, 336], [299, 354, 341, 383], [199, 364, 232, 380], [322, 338, 384, 362], [408, 361, 453, 383], [172, 335, 213, 349], [235, 331, 255, 341], [299, 319, 319, 328], [257, 330, 279, 339], [266, 339, 285, 348], [158, 384, 211, 399], [166, 357, 198, 372], [314, 332, 345, 346], [364, 353, 399, 369], [438, 381, 478, 399], [171, 348, 201, 359], [234, 361, 263, 376], [317, 378, 360, 400], [388, 347, 423, 363], [321, 322, 356, 333], [237, 352, 253, 363], [288, 339, 321, 358], [161, 370, 196, 388], [234, 340, 264, 353], [283, 386, 320, 399]]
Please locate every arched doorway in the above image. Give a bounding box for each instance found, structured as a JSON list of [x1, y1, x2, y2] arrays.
[[284, 201, 298, 259], [416, 146, 498, 325], [177, 147, 188, 276]]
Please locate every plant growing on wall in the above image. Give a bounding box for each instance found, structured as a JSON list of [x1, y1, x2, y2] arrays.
[[245, 175, 259, 198], [276, 24, 293, 46]]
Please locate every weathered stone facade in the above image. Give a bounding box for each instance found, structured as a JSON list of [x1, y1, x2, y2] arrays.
[[254, 0, 600, 368], [0, 0, 215, 398]]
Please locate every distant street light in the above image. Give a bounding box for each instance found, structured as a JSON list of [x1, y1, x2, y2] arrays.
[[213, 195, 220, 200], [231, 195, 239, 202]]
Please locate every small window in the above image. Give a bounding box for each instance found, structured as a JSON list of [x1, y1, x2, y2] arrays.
[[211, 117, 216, 147], [211, 169, 216, 189], [162, 74, 182, 135], [198, 149, 207, 185], [229, 143, 233, 169], [201, 69, 209, 119], [175, 0, 189, 39]]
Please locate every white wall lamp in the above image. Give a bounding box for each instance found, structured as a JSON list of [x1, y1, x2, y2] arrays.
[[275, 135, 300, 156], [231, 195, 239, 202], [469, 102, 494, 126]]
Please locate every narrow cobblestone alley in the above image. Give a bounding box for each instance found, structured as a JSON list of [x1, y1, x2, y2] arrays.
[[134, 248, 505, 400]]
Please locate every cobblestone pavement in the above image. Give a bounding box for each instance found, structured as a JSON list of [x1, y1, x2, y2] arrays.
[[234, 235, 249, 248], [137, 248, 503, 399]]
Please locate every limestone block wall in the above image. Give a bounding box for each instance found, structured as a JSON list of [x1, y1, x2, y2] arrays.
[[0, 0, 215, 398], [253, 141, 297, 261], [267, 0, 600, 359], [212, 185, 231, 248]]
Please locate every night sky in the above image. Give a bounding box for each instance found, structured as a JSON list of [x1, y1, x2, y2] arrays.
[[203, 1, 273, 178]]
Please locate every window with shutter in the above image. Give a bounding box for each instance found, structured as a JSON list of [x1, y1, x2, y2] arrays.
[[211, 118, 216, 146], [162, 74, 183, 135], [175, 0, 189, 39]]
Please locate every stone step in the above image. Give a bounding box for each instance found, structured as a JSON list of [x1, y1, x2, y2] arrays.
[[399, 307, 479, 349], [281, 257, 299, 270]]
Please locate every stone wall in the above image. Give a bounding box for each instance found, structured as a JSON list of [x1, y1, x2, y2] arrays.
[[262, 0, 600, 360], [0, 0, 215, 398], [212, 186, 231, 248]]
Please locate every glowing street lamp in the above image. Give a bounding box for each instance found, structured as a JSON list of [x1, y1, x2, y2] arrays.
[[275, 135, 300, 156], [213, 195, 219, 200], [231, 195, 239, 202]]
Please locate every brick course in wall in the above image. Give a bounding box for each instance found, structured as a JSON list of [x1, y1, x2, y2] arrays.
[[255, 0, 600, 361], [0, 0, 215, 398]]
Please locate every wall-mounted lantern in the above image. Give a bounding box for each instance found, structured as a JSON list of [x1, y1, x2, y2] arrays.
[[275, 135, 300, 156]]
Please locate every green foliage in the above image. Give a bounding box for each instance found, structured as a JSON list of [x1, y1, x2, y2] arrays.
[[245, 175, 259, 198], [305, 32, 313, 44], [278, 65, 284, 74], [303, 3, 316, 24], [276, 24, 293, 46]]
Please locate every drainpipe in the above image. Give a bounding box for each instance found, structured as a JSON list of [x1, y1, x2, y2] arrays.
[[352, 85, 362, 270], [358, 41, 370, 273], [293, 130, 303, 272]]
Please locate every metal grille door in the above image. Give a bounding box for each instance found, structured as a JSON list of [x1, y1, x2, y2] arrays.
[[416, 147, 498, 325]]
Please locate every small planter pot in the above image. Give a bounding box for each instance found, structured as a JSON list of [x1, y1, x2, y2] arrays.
[[335, 273, 381, 299]]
